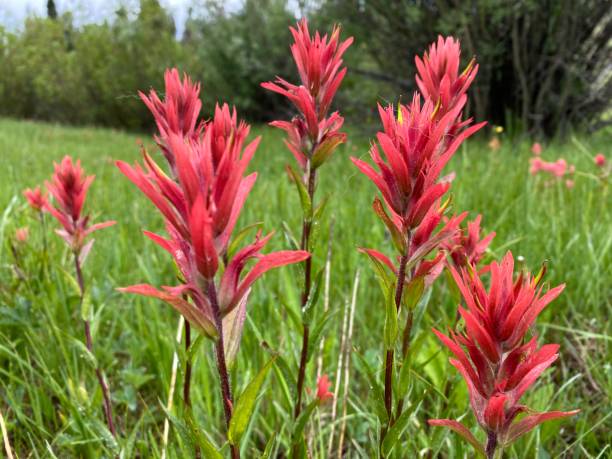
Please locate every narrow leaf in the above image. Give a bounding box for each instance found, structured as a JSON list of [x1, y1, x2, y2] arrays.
[[228, 357, 276, 445]]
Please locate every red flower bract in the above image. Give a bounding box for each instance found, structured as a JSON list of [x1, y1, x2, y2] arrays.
[[415, 35, 478, 135], [444, 214, 495, 268], [44, 156, 115, 254], [117, 69, 309, 341], [262, 19, 353, 170], [429, 252, 578, 453], [352, 93, 485, 234], [23, 186, 48, 211]]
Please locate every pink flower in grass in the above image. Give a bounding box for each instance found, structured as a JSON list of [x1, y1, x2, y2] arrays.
[[23, 186, 48, 211], [429, 252, 578, 457], [529, 158, 567, 178], [117, 72, 309, 344], [531, 143, 542, 155], [15, 227, 29, 243], [565, 179, 575, 189], [594, 153, 606, 167], [44, 156, 115, 255], [315, 374, 333, 403], [262, 19, 353, 171]]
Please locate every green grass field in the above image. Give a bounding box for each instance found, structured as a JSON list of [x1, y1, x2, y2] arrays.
[[0, 117, 610, 458]]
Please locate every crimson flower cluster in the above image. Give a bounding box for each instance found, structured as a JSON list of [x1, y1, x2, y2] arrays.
[[415, 35, 478, 136], [262, 19, 353, 170], [352, 36, 487, 287], [44, 156, 115, 255], [117, 69, 309, 342], [429, 252, 578, 456], [23, 186, 48, 211], [444, 214, 495, 268]]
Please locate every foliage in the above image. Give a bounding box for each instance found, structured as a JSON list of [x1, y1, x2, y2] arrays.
[[1, 1, 610, 135]]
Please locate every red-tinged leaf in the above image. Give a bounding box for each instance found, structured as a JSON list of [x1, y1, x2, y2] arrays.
[[350, 157, 394, 208], [118, 284, 217, 338], [372, 197, 405, 252], [84, 220, 116, 237], [232, 251, 310, 312], [505, 410, 580, 444], [428, 419, 485, 456]]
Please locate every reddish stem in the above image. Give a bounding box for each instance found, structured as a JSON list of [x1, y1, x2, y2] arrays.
[[74, 254, 117, 438], [206, 281, 239, 459], [294, 166, 317, 419]]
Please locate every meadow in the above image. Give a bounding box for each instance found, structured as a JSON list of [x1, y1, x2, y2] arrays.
[[0, 117, 610, 457]]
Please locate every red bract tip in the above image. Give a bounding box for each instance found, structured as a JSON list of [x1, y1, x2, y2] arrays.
[[262, 19, 352, 170], [23, 186, 48, 211], [44, 156, 115, 254], [415, 35, 478, 134], [444, 214, 495, 268], [430, 251, 577, 453]]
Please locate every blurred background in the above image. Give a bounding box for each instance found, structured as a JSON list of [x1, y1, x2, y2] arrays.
[[0, 0, 610, 137]]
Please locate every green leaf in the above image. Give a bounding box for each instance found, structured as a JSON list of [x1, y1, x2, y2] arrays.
[[71, 337, 97, 368], [306, 309, 337, 362], [381, 391, 426, 456], [159, 402, 196, 452], [353, 351, 388, 425], [281, 221, 301, 251], [80, 292, 93, 322], [286, 165, 312, 220], [384, 285, 398, 350], [186, 333, 205, 362], [402, 276, 424, 311], [302, 268, 324, 324], [291, 400, 317, 445], [228, 357, 276, 446], [227, 221, 264, 259], [312, 195, 330, 222], [260, 433, 276, 459], [60, 267, 82, 297], [360, 250, 394, 298], [184, 407, 223, 459]]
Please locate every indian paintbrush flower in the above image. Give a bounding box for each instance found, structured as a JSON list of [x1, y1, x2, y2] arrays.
[[429, 252, 578, 458], [262, 18, 353, 171], [117, 70, 309, 458], [261, 19, 352, 424], [42, 155, 117, 436], [444, 214, 495, 268], [352, 36, 485, 449], [23, 186, 48, 211], [45, 156, 116, 257]]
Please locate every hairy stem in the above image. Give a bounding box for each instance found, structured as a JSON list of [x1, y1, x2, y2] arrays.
[[295, 165, 317, 419], [74, 254, 117, 438], [486, 431, 498, 459], [207, 281, 239, 459]]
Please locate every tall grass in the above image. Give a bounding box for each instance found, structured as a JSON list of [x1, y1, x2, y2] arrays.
[[0, 118, 610, 457]]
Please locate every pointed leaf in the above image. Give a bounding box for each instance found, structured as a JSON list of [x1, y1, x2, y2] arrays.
[[302, 268, 324, 324], [286, 165, 312, 220], [228, 357, 277, 445], [428, 419, 485, 456], [384, 284, 399, 350], [291, 400, 318, 445], [381, 392, 425, 456]]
